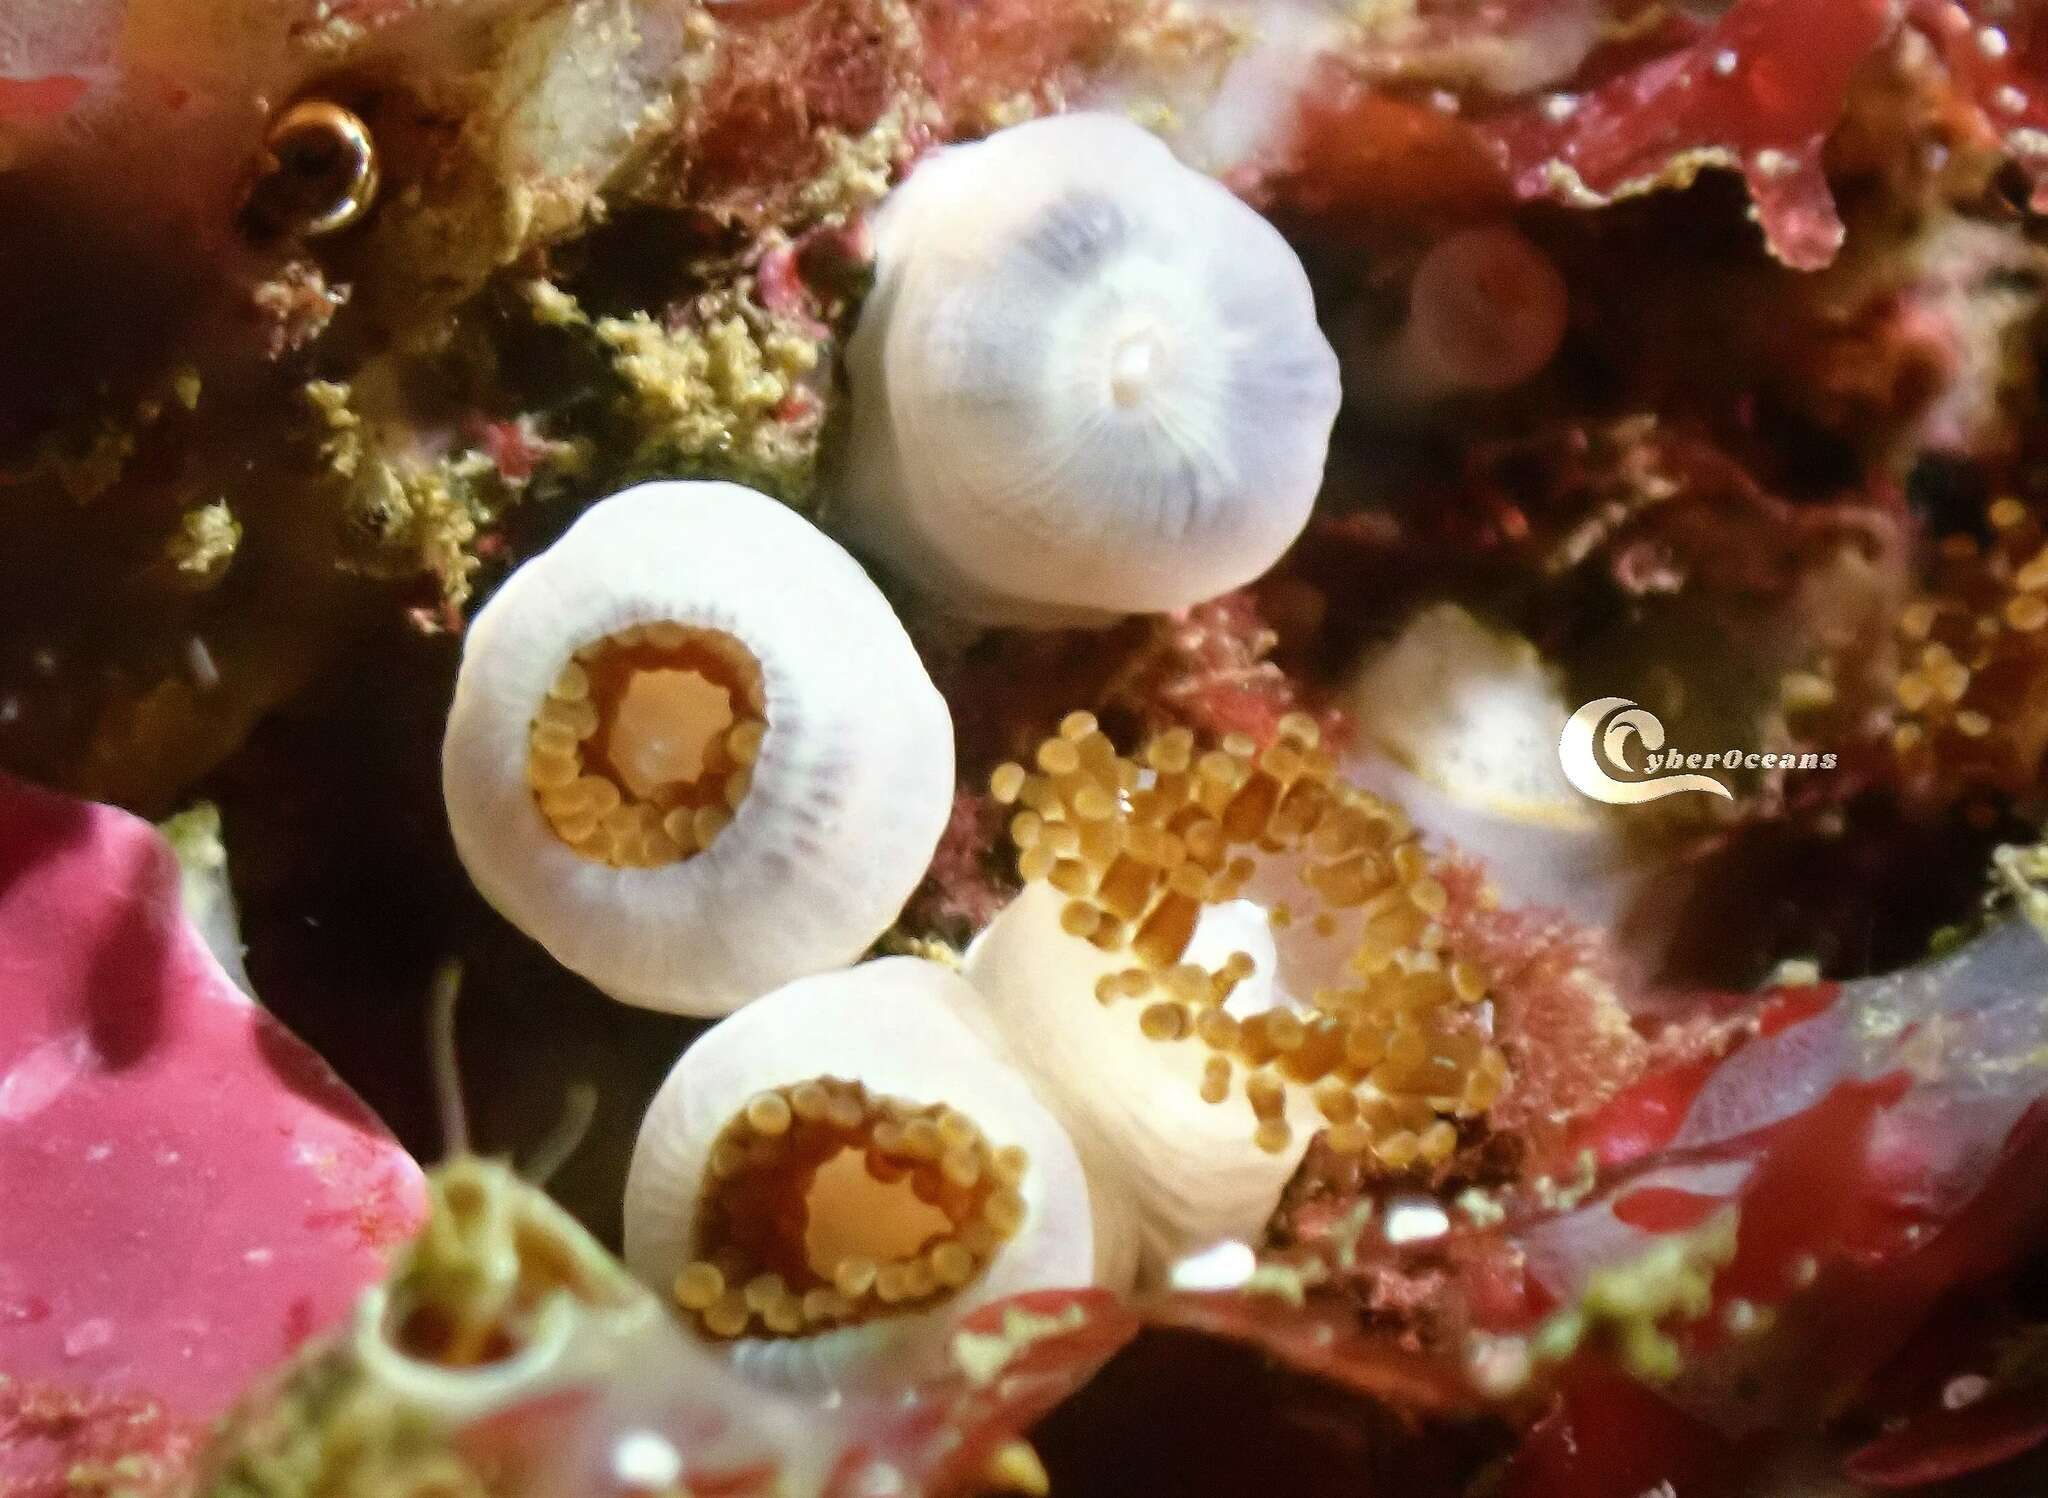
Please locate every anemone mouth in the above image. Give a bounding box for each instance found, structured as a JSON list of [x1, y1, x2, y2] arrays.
[[1106, 325, 1175, 409], [526, 622, 768, 868], [672, 1078, 1029, 1341], [992, 712, 1509, 1165]]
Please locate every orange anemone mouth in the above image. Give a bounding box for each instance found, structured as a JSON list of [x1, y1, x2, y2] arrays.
[[673, 1078, 1029, 1341], [526, 622, 767, 868]]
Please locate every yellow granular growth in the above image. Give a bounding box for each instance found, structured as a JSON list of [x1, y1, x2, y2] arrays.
[[993, 712, 1507, 1166], [1891, 497, 2048, 807], [527, 621, 767, 869]]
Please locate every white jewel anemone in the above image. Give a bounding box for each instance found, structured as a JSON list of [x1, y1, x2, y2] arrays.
[[623, 958, 1106, 1391], [837, 111, 1341, 626], [443, 480, 954, 1016], [1345, 603, 1691, 965], [957, 712, 1506, 1280], [963, 880, 1310, 1279]]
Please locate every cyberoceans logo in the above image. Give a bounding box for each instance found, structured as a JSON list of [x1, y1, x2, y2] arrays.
[[1559, 698, 1839, 804], [1558, 697, 1733, 805]]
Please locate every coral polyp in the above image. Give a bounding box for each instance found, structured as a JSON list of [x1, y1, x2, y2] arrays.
[[837, 111, 1340, 625], [1397, 224, 1568, 398], [963, 712, 1506, 1272]]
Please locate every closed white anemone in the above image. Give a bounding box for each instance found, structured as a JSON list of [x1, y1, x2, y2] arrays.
[[838, 111, 1341, 626], [959, 712, 1507, 1279], [1345, 603, 1692, 968], [443, 480, 953, 1015], [623, 959, 1106, 1391]]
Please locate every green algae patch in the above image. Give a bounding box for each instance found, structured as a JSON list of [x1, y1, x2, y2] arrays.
[[1531, 1207, 1740, 1383]]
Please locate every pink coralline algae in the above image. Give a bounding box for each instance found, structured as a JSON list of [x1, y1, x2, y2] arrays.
[[0, 774, 425, 1492]]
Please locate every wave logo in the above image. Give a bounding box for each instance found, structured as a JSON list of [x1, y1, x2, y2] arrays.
[[1558, 697, 1735, 805]]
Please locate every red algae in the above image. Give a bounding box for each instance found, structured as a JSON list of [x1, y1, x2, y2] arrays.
[[453, 1286, 1138, 1498], [0, 774, 424, 1481], [835, 1289, 1139, 1498], [1107, 592, 1321, 751], [1842, 1274, 2048, 1488], [1484, 0, 1895, 269], [898, 787, 1016, 941], [1141, 1290, 1477, 1415], [1846, 1385, 2048, 1488], [1912, 0, 2048, 211], [0, 75, 91, 120], [675, 0, 914, 229], [1272, 0, 1906, 267], [916, 0, 1123, 135], [1505, 1365, 1739, 1498], [1270, 60, 1514, 231], [1436, 862, 1649, 1164]]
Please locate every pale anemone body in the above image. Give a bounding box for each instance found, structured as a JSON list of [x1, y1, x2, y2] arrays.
[[623, 959, 1104, 1392], [1348, 602, 1600, 832], [1345, 603, 1691, 963], [839, 111, 1341, 626], [962, 882, 1315, 1277], [958, 713, 1504, 1280], [443, 480, 953, 1016]]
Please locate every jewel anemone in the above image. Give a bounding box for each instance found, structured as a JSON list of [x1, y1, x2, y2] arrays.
[[442, 480, 954, 1015], [623, 959, 1103, 1390], [837, 111, 1340, 626], [958, 712, 1508, 1276], [1343, 601, 1685, 950]]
